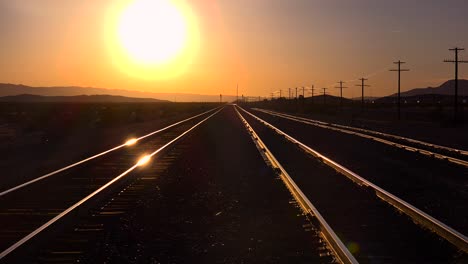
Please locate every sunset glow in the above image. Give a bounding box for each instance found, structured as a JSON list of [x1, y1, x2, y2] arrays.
[[1, 1, 467, 98]]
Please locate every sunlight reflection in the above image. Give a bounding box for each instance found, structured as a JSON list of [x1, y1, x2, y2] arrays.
[[125, 138, 138, 146], [137, 155, 151, 166]]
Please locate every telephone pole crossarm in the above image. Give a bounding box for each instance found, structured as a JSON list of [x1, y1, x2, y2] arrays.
[[390, 60, 410, 120], [334, 81, 348, 108], [444, 47, 468, 122], [355, 78, 370, 110]]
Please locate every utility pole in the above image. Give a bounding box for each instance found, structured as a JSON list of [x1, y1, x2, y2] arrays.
[[444, 47, 467, 123], [279, 89, 282, 98], [236, 83, 238, 102], [295, 87, 298, 99], [220, 94, 222, 103], [288, 88, 291, 100], [310, 85, 315, 104], [302, 86, 305, 98], [322, 88, 328, 105], [355, 78, 370, 110], [390, 60, 410, 120], [334, 81, 348, 109]]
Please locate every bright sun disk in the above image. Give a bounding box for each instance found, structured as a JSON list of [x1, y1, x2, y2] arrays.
[[117, 0, 186, 65], [106, 0, 199, 80]]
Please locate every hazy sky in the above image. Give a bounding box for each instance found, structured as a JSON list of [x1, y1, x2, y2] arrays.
[[1, 0, 468, 98]]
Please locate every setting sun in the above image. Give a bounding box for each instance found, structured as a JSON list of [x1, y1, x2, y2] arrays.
[[106, 0, 199, 80], [117, 0, 186, 65]]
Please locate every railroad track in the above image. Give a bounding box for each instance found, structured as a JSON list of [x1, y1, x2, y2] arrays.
[[234, 106, 356, 264], [250, 107, 468, 233], [0, 107, 222, 261], [237, 105, 468, 262], [0, 106, 221, 196], [253, 108, 468, 168]]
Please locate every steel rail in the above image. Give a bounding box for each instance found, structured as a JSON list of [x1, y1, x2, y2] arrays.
[[256, 108, 468, 157], [0, 106, 222, 197], [266, 109, 468, 155], [0, 107, 223, 260], [234, 106, 358, 264], [254, 108, 468, 168], [240, 106, 468, 253]]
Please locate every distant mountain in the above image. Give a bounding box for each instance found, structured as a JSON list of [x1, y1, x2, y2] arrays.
[[389, 79, 468, 97], [0, 94, 168, 103], [0, 83, 236, 102]]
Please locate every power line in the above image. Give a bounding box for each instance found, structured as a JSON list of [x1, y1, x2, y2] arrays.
[[390, 60, 410, 120], [355, 78, 370, 110], [444, 47, 467, 123]]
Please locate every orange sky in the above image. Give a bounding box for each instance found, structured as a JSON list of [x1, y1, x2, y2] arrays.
[[1, 0, 467, 98]]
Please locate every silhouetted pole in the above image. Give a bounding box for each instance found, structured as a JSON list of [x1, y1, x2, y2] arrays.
[[289, 88, 291, 100], [302, 86, 305, 98], [322, 88, 328, 104], [220, 94, 222, 103], [444, 47, 467, 123], [311, 85, 315, 104], [295, 87, 298, 99], [236, 83, 238, 102], [355, 78, 370, 110], [390, 60, 410, 120], [279, 89, 282, 98], [334, 81, 348, 109]]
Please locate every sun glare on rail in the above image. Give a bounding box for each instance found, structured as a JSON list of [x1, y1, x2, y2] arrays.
[[137, 155, 151, 166], [125, 138, 138, 146], [105, 0, 200, 80]]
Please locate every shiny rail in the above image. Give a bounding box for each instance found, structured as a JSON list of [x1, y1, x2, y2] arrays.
[[253, 108, 468, 168], [0, 107, 223, 260], [234, 105, 358, 264], [0, 106, 222, 197], [240, 106, 468, 254]]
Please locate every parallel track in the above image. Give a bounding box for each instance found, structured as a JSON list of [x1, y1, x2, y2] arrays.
[[0, 107, 221, 197], [253, 108, 468, 168], [0, 108, 223, 260], [235, 106, 357, 264], [238, 106, 467, 261]]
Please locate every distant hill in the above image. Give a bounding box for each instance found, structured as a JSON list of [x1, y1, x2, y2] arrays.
[[0, 83, 236, 102], [389, 79, 468, 97], [305, 94, 351, 104], [0, 94, 168, 103], [374, 79, 468, 104], [351, 96, 380, 101]]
